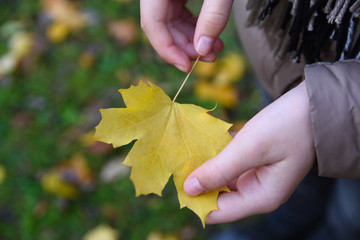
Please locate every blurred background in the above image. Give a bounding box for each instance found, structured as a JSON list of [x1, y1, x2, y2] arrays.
[[0, 0, 262, 239]]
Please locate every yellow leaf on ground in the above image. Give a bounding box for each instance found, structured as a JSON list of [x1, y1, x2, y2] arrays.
[[64, 153, 93, 185], [79, 130, 113, 155], [146, 231, 178, 240], [9, 32, 33, 58], [78, 51, 96, 69], [83, 224, 119, 240], [194, 61, 217, 79], [41, 170, 78, 199], [94, 81, 232, 226], [0, 53, 17, 77], [42, 0, 86, 30], [0, 165, 6, 184], [214, 53, 246, 85], [108, 19, 138, 46], [47, 21, 70, 43], [194, 79, 238, 108]]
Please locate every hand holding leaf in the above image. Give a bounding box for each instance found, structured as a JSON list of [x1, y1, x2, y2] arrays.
[[94, 80, 232, 226]]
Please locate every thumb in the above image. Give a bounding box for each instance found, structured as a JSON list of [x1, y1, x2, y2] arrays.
[[194, 0, 234, 56], [183, 133, 263, 197]]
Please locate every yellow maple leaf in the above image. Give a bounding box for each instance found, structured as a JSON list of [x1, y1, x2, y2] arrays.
[[94, 81, 232, 226]]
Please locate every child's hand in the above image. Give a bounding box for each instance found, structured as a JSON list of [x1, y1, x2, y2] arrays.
[[184, 82, 316, 224], [140, 0, 234, 72]]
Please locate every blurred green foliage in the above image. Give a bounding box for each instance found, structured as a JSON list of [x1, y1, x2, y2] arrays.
[[0, 0, 261, 239]]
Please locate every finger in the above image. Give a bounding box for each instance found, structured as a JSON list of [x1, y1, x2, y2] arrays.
[[140, 0, 191, 72], [214, 38, 224, 52], [170, 20, 198, 59], [206, 169, 278, 224], [194, 0, 234, 56], [183, 129, 266, 196], [206, 159, 310, 224], [199, 51, 217, 62], [227, 178, 238, 191], [184, 83, 313, 197], [171, 20, 217, 61], [174, 9, 220, 61]]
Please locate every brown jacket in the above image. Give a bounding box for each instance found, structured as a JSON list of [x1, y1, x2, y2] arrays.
[[234, 0, 360, 179]]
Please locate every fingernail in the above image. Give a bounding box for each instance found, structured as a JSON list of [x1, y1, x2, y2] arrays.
[[184, 177, 205, 196], [196, 36, 215, 56], [175, 64, 188, 72]]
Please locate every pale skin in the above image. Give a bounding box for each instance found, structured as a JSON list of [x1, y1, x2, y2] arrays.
[[141, 0, 316, 224]]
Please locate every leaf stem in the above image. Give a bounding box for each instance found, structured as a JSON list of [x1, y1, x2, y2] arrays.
[[172, 56, 201, 102]]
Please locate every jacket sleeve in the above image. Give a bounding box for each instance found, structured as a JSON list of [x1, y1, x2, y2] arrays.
[[305, 60, 360, 178]]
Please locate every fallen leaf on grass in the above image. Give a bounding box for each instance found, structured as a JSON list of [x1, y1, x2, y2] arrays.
[[194, 79, 238, 108], [41, 153, 94, 199], [193, 53, 246, 109], [108, 19, 138, 46], [213, 53, 246, 86], [9, 32, 34, 59], [83, 224, 119, 240], [0, 53, 17, 77], [0, 165, 6, 184], [194, 61, 217, 79], [80, 130, 114, 155], [146, 231, 178, 240], [78, 51, 96, 69], [60, 153, 93, 187], [99, 157, 130, 183], [41, 170, 79, 199], [42, 0, 87, 30], [94, 81, 232, 226], [0, 30, 34, 77], [46, 21, 70, 43], [42, 0, 90, 42]]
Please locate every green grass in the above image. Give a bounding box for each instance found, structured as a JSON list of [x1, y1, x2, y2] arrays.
[[0, 1, 261, 239]]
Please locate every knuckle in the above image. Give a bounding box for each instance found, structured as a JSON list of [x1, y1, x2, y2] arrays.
[[156, 50, 168, 61], [202, 11, 229, 27], [198, 163, 229, 190]]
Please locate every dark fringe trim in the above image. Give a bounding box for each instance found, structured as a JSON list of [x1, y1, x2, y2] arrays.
[[247, 0, 360, 63], [258, 0, 281, 21]]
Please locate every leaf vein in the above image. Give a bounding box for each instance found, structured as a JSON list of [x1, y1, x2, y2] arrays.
[[177, 106, 220, 141], [149, 105, 173, 176], [174, 105, 194, 169]]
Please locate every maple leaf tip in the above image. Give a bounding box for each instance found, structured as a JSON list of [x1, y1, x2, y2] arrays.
[[117, 79, 153, 94], [118, 86, 130, 94], [134, 189, 163, 197]]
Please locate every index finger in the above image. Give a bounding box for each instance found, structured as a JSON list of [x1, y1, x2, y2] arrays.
[[140, 0, 192, 72]]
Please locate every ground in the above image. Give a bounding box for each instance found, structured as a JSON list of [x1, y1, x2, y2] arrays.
[[0, 1, 261, 239]]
